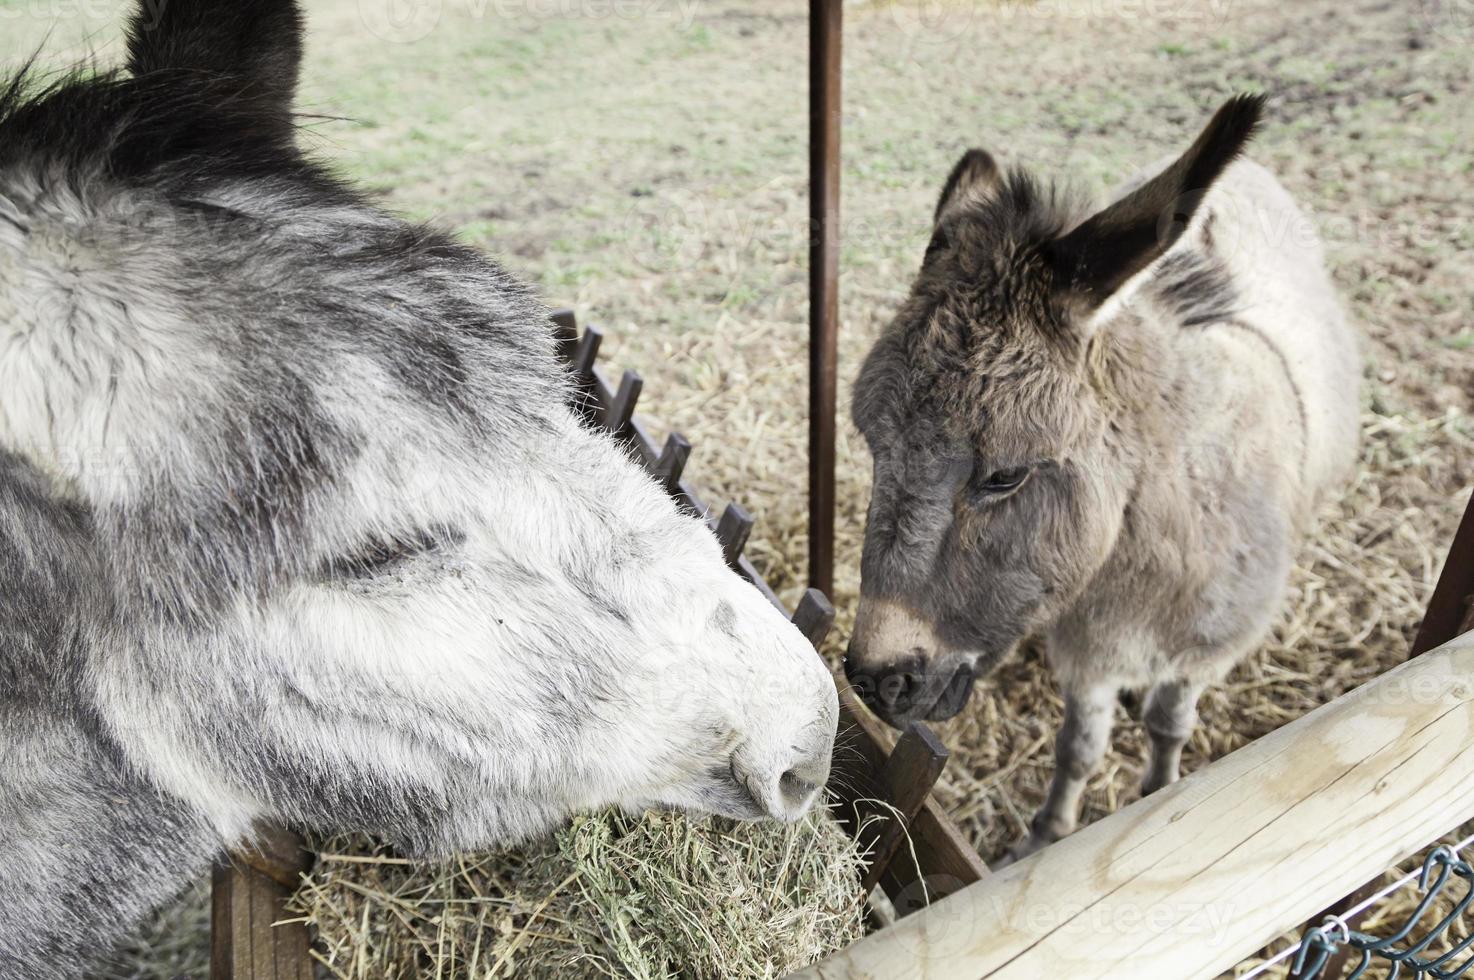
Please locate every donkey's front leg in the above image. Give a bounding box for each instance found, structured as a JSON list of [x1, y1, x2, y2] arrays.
[[1141, 678, 1203, 796], [1006, 681, 1116, 863]]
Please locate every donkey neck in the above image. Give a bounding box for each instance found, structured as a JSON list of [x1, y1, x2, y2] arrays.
[[0, 703, 219, 977]]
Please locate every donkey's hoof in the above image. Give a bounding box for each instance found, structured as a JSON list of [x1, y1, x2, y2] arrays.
[[999, 832, 1054, 866], [1140, 767, 1180, 798]]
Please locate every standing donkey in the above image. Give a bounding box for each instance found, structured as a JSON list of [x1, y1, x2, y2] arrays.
[[0, 1, 837, 974], [845, 96, 1360, 860]]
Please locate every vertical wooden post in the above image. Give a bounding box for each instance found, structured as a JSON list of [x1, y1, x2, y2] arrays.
[[808, 0, 842, 598], [211, 826, 313, 980]]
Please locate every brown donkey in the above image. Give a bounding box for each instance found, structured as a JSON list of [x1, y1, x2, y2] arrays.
[[845, 96, 1360, 860]]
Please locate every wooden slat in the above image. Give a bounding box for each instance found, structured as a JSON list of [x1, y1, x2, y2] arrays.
[[790, 630, 1474, 979], [211, 830, 313, 980], [880, 795, 993, 911], [716, 503, 755, 569], [549, 307, 579, 362], [653, 433, 693, 497], [569, 326, 604, 423], [857, 724, 949, 894], [792, 588, 837, 647], [604, 370, 643, 435], [570, 325, 603, 379], [1414, 494, 1474, 655]]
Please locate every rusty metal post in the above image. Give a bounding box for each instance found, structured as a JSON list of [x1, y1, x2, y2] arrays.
[[808, 0, 842, 598], [1412, 497, 1474, 656]]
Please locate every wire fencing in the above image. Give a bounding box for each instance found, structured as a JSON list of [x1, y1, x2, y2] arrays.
[[1240, 833, 1474, 979]]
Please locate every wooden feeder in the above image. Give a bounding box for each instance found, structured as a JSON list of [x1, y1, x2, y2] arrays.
[[210, 308, 989, 979]]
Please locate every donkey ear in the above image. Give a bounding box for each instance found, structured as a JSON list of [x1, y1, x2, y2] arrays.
[[1046, 94, 1265, 316], [935, 148, 1001, 222], [125, 0, 305, 111]]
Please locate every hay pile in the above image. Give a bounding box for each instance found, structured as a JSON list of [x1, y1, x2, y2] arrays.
[[289, 809, 868, 979]]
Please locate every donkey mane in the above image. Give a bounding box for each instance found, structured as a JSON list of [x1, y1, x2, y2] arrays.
[[926, 170, 1083, 283], [0, 66, 303, 183], [925, 167, 1239, 337], [0, 58, 562, 629], [1151, 243, 1239, 328]]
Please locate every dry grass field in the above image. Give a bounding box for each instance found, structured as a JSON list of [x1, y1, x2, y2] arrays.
[[3, 0, 1471, 974]]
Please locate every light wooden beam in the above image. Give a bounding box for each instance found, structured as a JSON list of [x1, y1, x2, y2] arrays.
[[791, 630, 1474, 980]]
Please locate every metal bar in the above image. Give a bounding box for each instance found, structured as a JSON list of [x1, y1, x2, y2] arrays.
[[1413, 496, 1474, 655], [807, 0, 842, 598]]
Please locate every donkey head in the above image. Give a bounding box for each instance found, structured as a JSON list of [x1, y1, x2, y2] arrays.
[[845, 96, 1263, 727], [0, 0, 837, 846]]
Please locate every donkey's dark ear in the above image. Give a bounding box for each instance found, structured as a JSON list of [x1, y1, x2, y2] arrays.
[[125, 0, 305, 110], [1047, 94, 1265, 317], [935, 148, 1001, 222]]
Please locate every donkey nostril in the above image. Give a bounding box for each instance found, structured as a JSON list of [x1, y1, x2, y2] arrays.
[[844, 655, 877, 702], [779, 768, 820, 809]]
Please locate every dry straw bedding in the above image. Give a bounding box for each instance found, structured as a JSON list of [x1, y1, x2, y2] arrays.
[[289, 810, 868, 979]]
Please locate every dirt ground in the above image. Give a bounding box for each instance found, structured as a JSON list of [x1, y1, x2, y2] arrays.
[[4, 0, 1472, 974]]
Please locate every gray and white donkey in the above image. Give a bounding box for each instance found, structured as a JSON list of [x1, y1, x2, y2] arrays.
[[0, 1, 837, 973], [844, 96, 1360, 860]]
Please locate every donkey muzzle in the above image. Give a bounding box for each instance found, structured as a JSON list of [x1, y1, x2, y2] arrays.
[[845, 597, 979, 727], [843, 645, 977, 727]]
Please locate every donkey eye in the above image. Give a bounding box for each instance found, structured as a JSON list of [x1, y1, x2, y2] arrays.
[[971, 466, 1031, 502]]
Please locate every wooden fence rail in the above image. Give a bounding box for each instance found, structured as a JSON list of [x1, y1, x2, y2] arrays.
[[791, 627, 1474, 980]]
